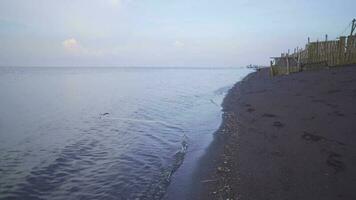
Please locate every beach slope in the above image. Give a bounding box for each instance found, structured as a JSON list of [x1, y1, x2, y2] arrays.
[[195, 66, 356, 200]]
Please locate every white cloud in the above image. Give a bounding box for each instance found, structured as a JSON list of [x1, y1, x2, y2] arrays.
[[62, 38, 104, 56], [62, 38, 81, 51], [173, 40, 185, 48]]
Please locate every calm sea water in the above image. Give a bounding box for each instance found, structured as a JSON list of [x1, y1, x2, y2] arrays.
[[0, 67, 252, 200]]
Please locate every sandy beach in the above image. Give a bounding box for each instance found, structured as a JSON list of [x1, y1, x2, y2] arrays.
[[191, 66, 356, 199]]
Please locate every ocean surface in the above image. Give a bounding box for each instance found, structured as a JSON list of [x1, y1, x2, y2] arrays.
[[0, 67, 252, 200]]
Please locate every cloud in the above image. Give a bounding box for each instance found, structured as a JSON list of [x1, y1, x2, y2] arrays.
[[62, 38, 81, 51], [62, 38, 104, 56], [173, 40, 185, 48]]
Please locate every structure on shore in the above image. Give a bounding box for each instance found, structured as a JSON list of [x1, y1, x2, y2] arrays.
[[271, 19, 356, 76]]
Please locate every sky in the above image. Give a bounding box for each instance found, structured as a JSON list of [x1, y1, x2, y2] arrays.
[[0, 0, 355, 67]]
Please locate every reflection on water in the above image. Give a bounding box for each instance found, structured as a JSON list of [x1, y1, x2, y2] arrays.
[[0, 67, 251, 199]]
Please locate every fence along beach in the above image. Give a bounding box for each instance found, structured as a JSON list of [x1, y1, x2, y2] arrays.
[[271, 19, 356, 76], [193, 19, 356, 200]]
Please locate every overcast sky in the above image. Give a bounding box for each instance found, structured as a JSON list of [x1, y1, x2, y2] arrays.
[[0, 0, 355, 67]]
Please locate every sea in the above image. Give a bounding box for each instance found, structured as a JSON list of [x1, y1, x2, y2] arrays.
[[0, 67, 252, 200]]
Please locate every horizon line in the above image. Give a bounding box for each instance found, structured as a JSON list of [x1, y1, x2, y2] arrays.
[[0, 65, 250, 69]]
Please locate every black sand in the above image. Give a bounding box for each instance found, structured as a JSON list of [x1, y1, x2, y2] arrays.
[[191, 66, 356, 199]]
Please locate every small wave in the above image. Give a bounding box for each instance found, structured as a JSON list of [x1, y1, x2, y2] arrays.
[[104, 117, 170, 125], [141, 134, 189, 200], [210, 99, 220, 107], [103, 116, 184, 132], [213, 85, 232, 95]]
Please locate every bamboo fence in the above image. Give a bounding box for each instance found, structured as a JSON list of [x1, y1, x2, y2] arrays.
[[271, 35, 356, 76]]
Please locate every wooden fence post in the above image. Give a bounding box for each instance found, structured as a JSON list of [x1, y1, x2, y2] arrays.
[[297, 50, 301, 71], [351, 36, 356, 64], [286, 53, 290, 74], [339, 36, 346, 66], [316, 40, 319, 65]]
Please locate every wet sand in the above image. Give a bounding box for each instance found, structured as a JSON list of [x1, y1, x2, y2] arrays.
[[191, 66, 356, 199]]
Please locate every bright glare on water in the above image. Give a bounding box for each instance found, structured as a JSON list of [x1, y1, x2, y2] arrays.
[[0, 67, 252, 200]]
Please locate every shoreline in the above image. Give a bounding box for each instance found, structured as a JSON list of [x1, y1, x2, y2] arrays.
[[190, 66, 356, 199], [163, 69, 253, 200]]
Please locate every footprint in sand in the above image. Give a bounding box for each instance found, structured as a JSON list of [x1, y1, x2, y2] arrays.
[[326, 152, 346, 173], [302, 132, 346, 146], [262, 113, 277, 118], [328, 110, 345, 117], [247, 108, 255, 113], [301, 132, 325, 142], [272, 121, 284, 128]]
